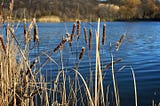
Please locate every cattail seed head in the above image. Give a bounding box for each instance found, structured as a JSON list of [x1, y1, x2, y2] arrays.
[[83, 27, 88, 45], [116, 34, 126, 51], [79, 47, 85, 60], [54, 37, 67, 52], [77, 20, 80, 39], [89, 28, 92, 50], [23, 18, 27, 36], [102, 24, 106, 46], [33, 24, 39, 43], [70, 23, 76, 46], [98, 35, 100, 51], [27, 19, 35, 42]]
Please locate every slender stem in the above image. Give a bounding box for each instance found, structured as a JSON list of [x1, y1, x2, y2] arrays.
[[111, 54, 119, 106], [131, 66, 138, 106]]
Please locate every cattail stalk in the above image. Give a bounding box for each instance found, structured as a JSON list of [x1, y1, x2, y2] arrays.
[[89, 28, 92, 51], [102, 24, 106, 46], [77, 20, 80, 39], [79, 47, 85, 60], [116, 34, 126, 51], [70, 23, 76, 46], [131, 66, 137, 106], [111, 55, 120, 106], [83, 27, 88, 45]]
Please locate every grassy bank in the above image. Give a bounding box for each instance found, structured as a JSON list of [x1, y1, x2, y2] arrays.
[[37, 16, 61, 22]]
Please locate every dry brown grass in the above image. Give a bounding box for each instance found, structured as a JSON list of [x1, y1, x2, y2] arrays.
[[38, 16, 61, 22]]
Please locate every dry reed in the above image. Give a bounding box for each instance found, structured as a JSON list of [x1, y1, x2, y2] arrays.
[[111, 54, 120, 106], [0, 35, 6, 53], [131, 66, 138, 106]]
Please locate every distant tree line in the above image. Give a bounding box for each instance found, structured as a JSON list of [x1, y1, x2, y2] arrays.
[[1, 0, 160, 21]]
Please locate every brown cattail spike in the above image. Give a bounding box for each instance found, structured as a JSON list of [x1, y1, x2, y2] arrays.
[[77, 20, 80, 39], [83, 27, 88, 45], [79, 47, 85, 60], [98, 35, 100, 51], [54, 37, 67, 53], [0, 35, 6, 53], [116, 34, 126, 51], [23, 18, 26, 36], [102, 24, 106, 46], [104, 58, 122, 70], [70, 23, 76, 46], [89, 28, 92, 50], [33, 24, 39, 43]]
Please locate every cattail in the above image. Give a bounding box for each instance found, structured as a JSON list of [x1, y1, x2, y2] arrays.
[[53, 44, 61, 53], [83, 27, 88, 45], [5, 17, 10, 37], [104, 58, 122, 70], [0, 35, 6, 53], [89, 28, 92, 50], [77, 20, 80, 39], [79, 47, 85, 60], [30, 59, 37, 69], [102, 24, 106, 46], [33, 24, 39, 43], [116, 34, 126, 51], [27, 18, 35, 41], [54, 37, 67, 53], [70, 23, 76, 46], [23, 18, 27, 36]]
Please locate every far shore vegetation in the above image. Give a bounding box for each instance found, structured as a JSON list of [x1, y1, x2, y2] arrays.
[[1, 0, 160, 22]]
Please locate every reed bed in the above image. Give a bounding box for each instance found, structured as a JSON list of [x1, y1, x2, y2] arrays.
[[0, 16, 139, 106]]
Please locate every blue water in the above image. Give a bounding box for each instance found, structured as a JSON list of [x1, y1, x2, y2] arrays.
[[8, 22, 160, 106]]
